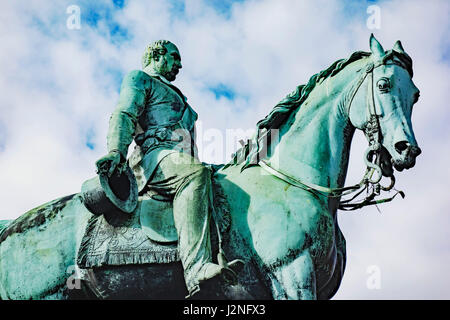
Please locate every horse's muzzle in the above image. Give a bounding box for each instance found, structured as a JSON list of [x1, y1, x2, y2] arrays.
[[392, 141, 421, 171]]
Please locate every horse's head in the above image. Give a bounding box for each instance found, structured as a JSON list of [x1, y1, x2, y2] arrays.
[[348, 34, 421, 176]]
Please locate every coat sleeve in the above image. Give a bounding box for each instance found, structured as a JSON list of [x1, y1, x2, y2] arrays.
[[107, 70, 151, 158]]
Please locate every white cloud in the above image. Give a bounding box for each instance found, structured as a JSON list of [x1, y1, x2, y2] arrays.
[[0, 0, 449, 299]]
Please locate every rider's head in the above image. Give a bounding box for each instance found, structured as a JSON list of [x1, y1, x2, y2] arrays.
[[142, 40, 182, 82]]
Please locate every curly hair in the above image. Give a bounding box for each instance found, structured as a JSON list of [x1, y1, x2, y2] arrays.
[[141, 40, 174, 69]]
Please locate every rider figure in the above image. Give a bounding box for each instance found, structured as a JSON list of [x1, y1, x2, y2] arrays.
[[95, 40, 241, 297]]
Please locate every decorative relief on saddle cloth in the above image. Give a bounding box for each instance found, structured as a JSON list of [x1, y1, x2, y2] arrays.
[[77, 212, 179, 268]]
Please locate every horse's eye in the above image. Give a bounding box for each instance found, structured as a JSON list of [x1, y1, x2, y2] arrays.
[[377, 78, 390, 93]]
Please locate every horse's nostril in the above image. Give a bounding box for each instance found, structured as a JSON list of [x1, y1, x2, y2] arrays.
[[395, 141, 409, 154]]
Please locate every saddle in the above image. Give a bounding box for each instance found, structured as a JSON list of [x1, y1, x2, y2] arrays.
[[77, 171, 230, 269]]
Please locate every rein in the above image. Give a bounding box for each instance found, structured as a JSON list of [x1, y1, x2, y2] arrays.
[[258, 53, 408, 211]]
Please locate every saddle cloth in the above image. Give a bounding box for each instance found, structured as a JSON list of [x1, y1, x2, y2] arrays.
[[77, 210, 180, 269], [77, 174, 230, 269]]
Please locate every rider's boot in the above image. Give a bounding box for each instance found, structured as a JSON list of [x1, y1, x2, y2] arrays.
[[186, 259, 244, 299]]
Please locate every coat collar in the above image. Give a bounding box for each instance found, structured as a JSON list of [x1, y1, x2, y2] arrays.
[[143, 68, 188, 102]]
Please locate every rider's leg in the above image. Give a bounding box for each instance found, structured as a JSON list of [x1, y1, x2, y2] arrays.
[[172, 159, 218, 294], [149, 152, 235, 296]]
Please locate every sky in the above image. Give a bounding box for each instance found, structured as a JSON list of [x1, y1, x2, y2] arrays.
[[0, 0, 449, 299]]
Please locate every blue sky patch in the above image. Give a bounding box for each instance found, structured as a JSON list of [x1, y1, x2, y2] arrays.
[[169, 0, 185, 14], [83, 9, 101, 27], [81, 2, 130, 43], [209, 0, 244, 17], [112, 0, 126, 9], [85, 127, 96, 150], [209, 84, 236, 100]]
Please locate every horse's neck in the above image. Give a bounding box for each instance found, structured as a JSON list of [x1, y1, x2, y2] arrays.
[[267, 73, 356, 191]]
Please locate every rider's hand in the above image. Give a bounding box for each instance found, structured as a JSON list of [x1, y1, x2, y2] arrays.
[[95, 150, 123, 177]]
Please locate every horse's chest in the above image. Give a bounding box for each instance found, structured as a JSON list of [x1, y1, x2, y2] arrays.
[[247, 189, 335, 265]]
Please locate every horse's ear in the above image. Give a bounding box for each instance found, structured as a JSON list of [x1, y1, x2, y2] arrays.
[[370, 33, 385, 58], [393, 40, 406, 54]]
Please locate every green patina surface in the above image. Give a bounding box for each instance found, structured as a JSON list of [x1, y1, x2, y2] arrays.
[[0, 195, 75, 243], [0, 35, 421, 300]]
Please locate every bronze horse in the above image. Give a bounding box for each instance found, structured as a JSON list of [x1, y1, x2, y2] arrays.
[[0, 35, 421, 299]]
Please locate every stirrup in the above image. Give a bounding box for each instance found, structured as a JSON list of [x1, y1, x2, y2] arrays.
[[216, 251, 245, 285], [217, 250, 245, 273], [198, 260, 243, 287], [184, 263, 226, 299]]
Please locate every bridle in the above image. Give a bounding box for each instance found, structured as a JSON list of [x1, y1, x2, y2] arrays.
[[259, 52, 410, 211]]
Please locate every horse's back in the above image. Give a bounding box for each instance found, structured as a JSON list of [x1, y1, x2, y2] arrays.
[[0, 194, 92, 299], [0, 220, 10, 238]]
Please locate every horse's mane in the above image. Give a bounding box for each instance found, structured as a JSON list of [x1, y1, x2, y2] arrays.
[[224, 49, 412, 170]]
